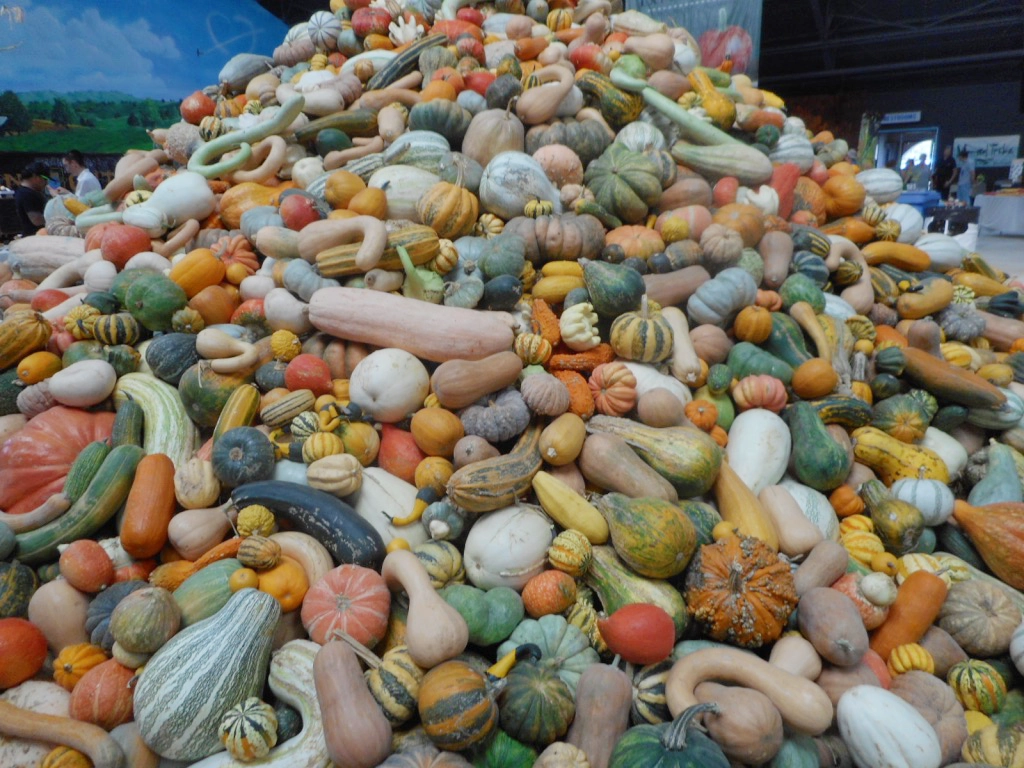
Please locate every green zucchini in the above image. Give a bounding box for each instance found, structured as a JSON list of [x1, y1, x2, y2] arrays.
[[762, 312, 813, 368], [230, 481, 386, 569], [63, 440, 111, 503], [15, 444, 144, 564], [110, 398, 144, 447], [365, 33, 447, 92]]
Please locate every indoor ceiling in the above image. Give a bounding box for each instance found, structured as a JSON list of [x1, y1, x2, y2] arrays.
[[256, 0, 1024, 94]]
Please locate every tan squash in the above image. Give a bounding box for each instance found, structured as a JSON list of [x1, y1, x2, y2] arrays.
[[693, 682, 784, 765], [759, 485, 824, 557], [712, 460, 779, 550], [577, 433, 677, 502], [792, 540, 850, 597], [797, 587, 869, 667], [768, 633, 823, 680], [566, 662, 632, 768], [539, 413, 587, 467], [429, 352, 523, 409]]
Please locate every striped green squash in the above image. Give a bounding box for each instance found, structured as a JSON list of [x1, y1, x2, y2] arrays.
[[947, 659, 1007, 715], [367, 644, 424, 726], [134, 588, 281, 762], [113, 372, 200, 471], [630, 659, 673, 725], [412, 539, 465, 589], [498, 661, 575, 747], [63, 440, 111, 503], [0, 560, 38, 619], [172, 558, 242, 627], [609, 298, 674, 363]]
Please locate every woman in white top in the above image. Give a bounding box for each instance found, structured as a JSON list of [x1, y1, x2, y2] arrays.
[[61, 150, 101, 198]]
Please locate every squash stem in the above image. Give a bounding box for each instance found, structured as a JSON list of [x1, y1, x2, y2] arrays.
[[330, 629, 382, 669], [661, 702, 721, 751]]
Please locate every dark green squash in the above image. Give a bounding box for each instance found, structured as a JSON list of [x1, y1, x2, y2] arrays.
[[0, 368, 20, 416], [484, 74, 523, 110], [761, 312, 813, 368], [145, 333, 200, 386], [789, 225, 830, 259], [931, 404, 969, 432], [498, 661, 575, 747], [870, 373, 903, 401], [83, 291, 120, 315], [178, 362, 253, 427], [778, 273, 825, 313], [110, 268, 160, 306], [254, 360, 288, 392], [630, 660, 674, 726], [873, 346, 907, 376], [705, 364, 733, 396], [440, 584, 523, 647], [790, 251, 829, 288], [785, 401, 852, 492], [795, 394, 874, 429], [0, 560, 39, 619], [123, 272, 188, 332], [211, 427, 276, 488], [110, 399, 145, 448], [583, 143, 662, 225], [582, 259, 645, 318], [478, 234, 527, 280], [726, 342, 794, 385], [871, 394, 931, 442], [408, 99, 472, 147], [471, 729, 536, 768], [609, 703, 731, 768], [676, 501, 721, 548], [0, 521, 13, 561], [480, 274, 523, 311], [104, 343, 141, 377]]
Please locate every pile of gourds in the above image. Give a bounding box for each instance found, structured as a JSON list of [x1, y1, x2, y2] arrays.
[[3, 1, 1024, 767]]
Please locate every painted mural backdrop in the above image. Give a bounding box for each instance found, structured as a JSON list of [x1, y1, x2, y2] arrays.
[[0, 1, 287, 154], [626, 0, 761, 82]]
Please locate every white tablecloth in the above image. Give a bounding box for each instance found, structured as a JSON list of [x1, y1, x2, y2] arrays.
[[977, 195, 1024, 236]]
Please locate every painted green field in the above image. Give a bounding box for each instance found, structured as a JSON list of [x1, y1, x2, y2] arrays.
[[0, 118, 156, 154]]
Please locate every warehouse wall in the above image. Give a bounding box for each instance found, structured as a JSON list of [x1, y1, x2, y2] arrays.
[[787, 78, 1022, 185]]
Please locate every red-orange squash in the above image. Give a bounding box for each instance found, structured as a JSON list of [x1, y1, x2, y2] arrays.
[[68, 658, 135, 730], [300, 564, 391, 647], [0, 617, 48, 688], [791, 177, 827, 225], [711, 203, 765, 248], [0, 406, 115, 515]]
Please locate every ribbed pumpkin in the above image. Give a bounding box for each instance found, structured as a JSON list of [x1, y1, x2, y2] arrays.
[[732, 305, 772, 343], [417, 177, 480, 239], [0, 310, 52, 370], [683, 533, 797, 648], [218, 696, 278, 761], [938, 579, 1022, 658], [822, 174, 866, 219], [237, 535, 282, 570], [168, 248, 227, 299], [498, 661, 575, 747], [40, 746, 93, 768], [53, 642, 108, 691], [584, 142, 663, 224], [886, 643, 934, 676], [588, 361, 638, 417], [418, 660, 498, 751], [300, 564, 391, 647], [948, 659, 1007, 714], [68, 658, 136, 730], [791, 177, 827, 225], [711, 203, 765, 248], [609, 296, 673, 363], [301, 431, 346, 463], [609, 702, 731, 767]]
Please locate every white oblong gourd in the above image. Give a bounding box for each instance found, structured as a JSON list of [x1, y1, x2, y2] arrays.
[[779, 476, 840, 542], [836, 685, 941, 768], [47, 359, 117, 408], [348, 348, 429, 423], [621, 361, 693, 408], [725, 408, 791, 495], [463, 504, 554, 590], [889, 477, 955, 527]]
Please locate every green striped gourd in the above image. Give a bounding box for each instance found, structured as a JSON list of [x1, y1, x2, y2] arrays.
[[367, 645, 425, 726], [947, 659, 1007, 715], [112, 372, 200, 471], [133, 588, 281, 761]]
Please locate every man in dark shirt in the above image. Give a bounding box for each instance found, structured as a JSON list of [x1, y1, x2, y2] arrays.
[[14, 161, 49, 238], [933, 145, 957, 197]]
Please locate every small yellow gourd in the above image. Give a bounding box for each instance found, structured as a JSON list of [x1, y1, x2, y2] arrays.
[[886, 643, 934, 676], [237, 504, 276, 537]]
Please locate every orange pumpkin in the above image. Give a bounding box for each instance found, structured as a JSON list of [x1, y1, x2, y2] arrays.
[[210, 234, 260, 280], [188, 284, 240, 326], [301, 563, 391, 647], [588, 362, 638, 417], [521, 569, 577, 618], [168, 248, 227, 299], [53, 643, 108, 691], [829, 484, 866, 518], [711, 203, 765, 247], [791, 358, 839, 399], [218, 182, 286, 229], [59, 539, 115, 594], [68, 658, 135, 730], [684, 399, 719, 431], [347, 187, 388, 219], [0, 618, 48, 688], [410, 407, 465, 457], [733, 305, 772, 343], [822, 175, 867, 219], [730, 374, 788, 413], [791, 177, 827, 226], [417, 179, 479, 239], [755, 289, 784, 311], [604, 225, 665, 260], [257, 555, 309, 612]]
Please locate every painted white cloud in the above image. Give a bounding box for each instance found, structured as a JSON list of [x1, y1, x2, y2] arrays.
[[0, 2, 182, 98]]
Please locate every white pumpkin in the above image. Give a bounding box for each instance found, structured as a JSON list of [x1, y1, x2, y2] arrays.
[[1011, 619, 1024, 677], [889, 478, 955, 526], [725, 409, 790, 495], [0, 682, 72, 768], [855, 168, 904, 204], [479, 151, 563, 220], [348, 348, 430, 423], [884, 203, 924, 244], [779, 477, 840, 542], [769, 133, 815, 173], [47, 359, 117, 408], [83, 258, 117, 292], [272, 459, 309, 486], [368, 165, 441, 222], [918, 426, 968, 477], [914, 232, 967, 271], [837, 685, 942, 768], [350, 467, 429, 548], [463, 504, 554, 590]]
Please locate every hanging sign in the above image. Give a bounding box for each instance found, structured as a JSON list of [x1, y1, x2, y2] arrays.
[[881, 111, 922, 125], [954, 136, 1021, 168]]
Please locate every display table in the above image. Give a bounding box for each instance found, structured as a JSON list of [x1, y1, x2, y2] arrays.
[[977, 194, 1024, 236]]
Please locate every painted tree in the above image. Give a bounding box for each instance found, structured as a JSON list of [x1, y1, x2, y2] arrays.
[[0, 89, 31, 133], [51, 98, 78, 127]]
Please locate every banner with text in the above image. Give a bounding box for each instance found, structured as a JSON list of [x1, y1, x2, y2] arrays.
[[954, 136, 1021, 168], [626, 0, 762, 82]]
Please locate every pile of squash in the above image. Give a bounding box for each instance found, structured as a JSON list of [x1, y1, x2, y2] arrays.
[[4, 2, 1024, 767]]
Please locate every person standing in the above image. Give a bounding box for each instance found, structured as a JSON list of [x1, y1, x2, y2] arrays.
[[14, 161, 50, 238], [952, 149, 976, 204], [933, 145, 957, 197], [61, 150, 101, 198], [914, 153, 931, 191], [901, 159, 917, 188]]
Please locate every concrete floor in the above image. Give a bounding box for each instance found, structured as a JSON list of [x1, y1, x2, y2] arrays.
[[977, 234, 1024, 281]]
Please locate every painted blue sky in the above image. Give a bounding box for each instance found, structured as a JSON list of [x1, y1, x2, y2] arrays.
[[0, 1, 289, 100]]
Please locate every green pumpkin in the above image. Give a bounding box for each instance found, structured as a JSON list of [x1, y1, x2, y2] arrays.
[[582, 260, 645, 319], [145, 333, 200, 386], [596, 493, 697, 579], [790, 251, 829, 288], [525, 117, 611, 167], [0, 560, 39, 619], [584, 143, 662, 225], [769, 735, 819, 768], [778, 272, 825, 313], [471, 730, 536, 768], [477, 234, 526, 280], [496, 615, 599, 696], [408, 99, 472, 147], [110, 267, 160, 306], [440, 584, 524, 647], [498, 662, 575, 747], [83, 290, 120, 315], [211, 427, 276, 488], [62, 339, 107, 367], [870, 372, 903, 401], [871, 394, 931, 442], [736, 247, 764, 284], [124, 273, 188, 332], [104, 344, 142, 377], [255, 360, 288, 392], [484, 74, 523, 111], [873, 346, 907, 375], [755, 124, 780, 148], [178, 362, 252, 427], [609, 704, 731, 768]]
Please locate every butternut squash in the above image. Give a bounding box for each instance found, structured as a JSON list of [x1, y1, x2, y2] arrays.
[[712, 460, 779, 550], [768, 633, 823, 680], [759, 485, 823, 557], [577, 433, 678, 502], [792, 540, 849, 597], [429, 352, 523, 409], [566, 662, 632, 768]]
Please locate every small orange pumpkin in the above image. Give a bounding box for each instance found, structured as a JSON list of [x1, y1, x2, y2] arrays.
[[324, 170, 367, 210], [733, 305, 773, 343], [822, 175, 866, 219], [684, 399, 719, 431], [711, 203, 765, 247], [409, 407, 465, 458], [417, 179, 479, 239], [755, 289, 784, 311], [731, 374, 787, 413], [604, 225, 664, 260], [829, 484, 866, 518], [53, 643, 108, 691], [257, 555, 309, 612], [521, 569, 577, 618]]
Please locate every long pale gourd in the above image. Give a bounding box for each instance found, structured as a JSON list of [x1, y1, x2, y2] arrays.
[[112, 373, 200, 471], [307, 287, 516, 363]]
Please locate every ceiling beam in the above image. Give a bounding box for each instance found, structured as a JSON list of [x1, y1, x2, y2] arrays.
[[761, 49, 1024, 84], [806, 0, 835, 70]]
